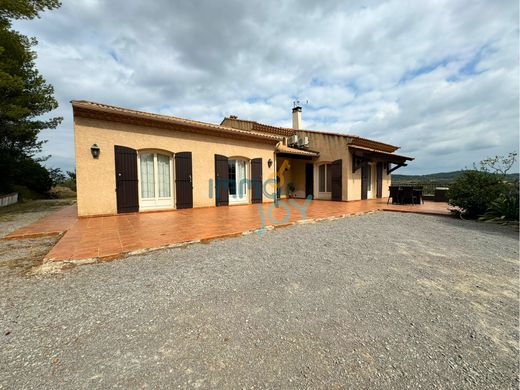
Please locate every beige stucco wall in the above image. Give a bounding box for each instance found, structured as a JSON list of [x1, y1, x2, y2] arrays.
[[289, 132, 392, 201], [276, 157, 307, 198], [346, 147, 391, 200], [296, 131, 349, 200], [74, 117, 277, 216]]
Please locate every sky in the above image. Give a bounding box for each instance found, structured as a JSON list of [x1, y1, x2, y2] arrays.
[[12, 0, 519, 174]]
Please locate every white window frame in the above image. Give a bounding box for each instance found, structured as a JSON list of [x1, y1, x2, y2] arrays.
[[316, 162, 332, 200], [137, 150, 174, 211]]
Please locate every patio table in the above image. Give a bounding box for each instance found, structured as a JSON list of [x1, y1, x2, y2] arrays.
[[388, 185, 423, 205]]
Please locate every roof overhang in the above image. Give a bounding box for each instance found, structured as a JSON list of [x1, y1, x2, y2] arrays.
[[72, 101, 283, 145], [349, 145, 414, 174]]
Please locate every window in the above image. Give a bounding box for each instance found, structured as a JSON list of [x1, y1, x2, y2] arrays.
[[157, 154, 171, 197], [139, 152, 173, 210], [140, 153, 155, 198], [318, 163, 332, 192]]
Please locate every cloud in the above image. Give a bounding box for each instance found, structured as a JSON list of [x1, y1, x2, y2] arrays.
[[12, 0, 519, 174]]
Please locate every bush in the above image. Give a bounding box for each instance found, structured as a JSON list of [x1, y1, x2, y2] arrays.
[[479, 184, 519, 223], [447, 170, 507, 218]]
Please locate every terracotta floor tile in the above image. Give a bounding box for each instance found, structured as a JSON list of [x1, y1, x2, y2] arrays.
[[4, 199, 451, 262]]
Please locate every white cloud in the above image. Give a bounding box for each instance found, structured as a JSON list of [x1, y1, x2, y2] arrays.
[[12, 0, 519, 174]]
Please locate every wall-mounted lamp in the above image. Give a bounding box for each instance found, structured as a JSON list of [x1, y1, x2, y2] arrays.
[[268, 158, 273, 168], [90, 144, 100, 159]]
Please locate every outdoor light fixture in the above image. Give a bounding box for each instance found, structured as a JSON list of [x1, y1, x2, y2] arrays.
[[268, 158, 273, 168], [90, 144, 100, 159]]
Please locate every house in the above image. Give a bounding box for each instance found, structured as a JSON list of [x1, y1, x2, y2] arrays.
[[72, 101, 413, 217]]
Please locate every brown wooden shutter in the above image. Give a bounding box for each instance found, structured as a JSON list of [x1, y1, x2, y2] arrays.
[[114, 145, 139, 213], [251, 158, 262, 204], [175, 152, 193, 209], [361, 162, 369, 200], [331, 159, 342, 201], [214, 154, 229, 206], [376, 162, 383, 198]]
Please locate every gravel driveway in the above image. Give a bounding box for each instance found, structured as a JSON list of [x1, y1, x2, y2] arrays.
[[1, 212, 518, 389]]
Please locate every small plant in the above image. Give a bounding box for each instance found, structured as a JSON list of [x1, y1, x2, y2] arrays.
[[287, 183, 296, 198]]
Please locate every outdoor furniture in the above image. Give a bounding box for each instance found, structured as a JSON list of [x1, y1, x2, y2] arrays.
[[434, 187, 449, 202], [413, 186, 424, 204], [399, 186, 418, 205], [388, 186, 400, 204]]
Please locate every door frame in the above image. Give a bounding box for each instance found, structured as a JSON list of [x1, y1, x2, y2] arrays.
[[228, 157, 250, 205]]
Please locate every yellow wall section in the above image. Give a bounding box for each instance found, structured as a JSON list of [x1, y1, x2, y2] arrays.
[[74, 117, 276, 216]]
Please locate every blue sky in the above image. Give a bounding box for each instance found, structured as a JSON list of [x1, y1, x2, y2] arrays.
[[13, 0, 519, 174]]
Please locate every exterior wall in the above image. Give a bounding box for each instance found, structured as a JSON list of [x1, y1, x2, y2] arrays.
[[296, 131, 349, 201], [346, 148, 391, 200], [74, 117, 276, 216], [290, 133, 392, 201], [276, 157, 307, 198]]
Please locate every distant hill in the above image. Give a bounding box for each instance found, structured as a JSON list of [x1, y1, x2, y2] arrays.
[[392, 170, 519, 184]]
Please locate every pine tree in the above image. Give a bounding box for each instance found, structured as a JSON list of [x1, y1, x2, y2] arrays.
[[0, 0, 62, 193]]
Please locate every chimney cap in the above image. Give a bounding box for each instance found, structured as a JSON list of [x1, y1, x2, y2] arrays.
[[292, 106, 302, 113]]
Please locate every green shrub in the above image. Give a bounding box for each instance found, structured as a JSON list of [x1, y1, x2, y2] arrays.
[[447, 170, 507, 218], [479, 185, 519, 223]]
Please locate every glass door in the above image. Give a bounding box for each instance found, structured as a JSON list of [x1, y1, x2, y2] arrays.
[[228, 159, 248, 204], [138, 151, 174, 210]]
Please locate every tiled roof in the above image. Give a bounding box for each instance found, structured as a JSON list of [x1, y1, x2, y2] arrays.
[[71, 101, 283, 144], [221, 116, 399, 153], [221, 117, 294, 137]]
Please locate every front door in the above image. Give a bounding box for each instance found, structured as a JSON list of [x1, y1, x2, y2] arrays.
[[305, 163, 314, 199], [114, 145, 139, 213], [175, 152, 193, 209]]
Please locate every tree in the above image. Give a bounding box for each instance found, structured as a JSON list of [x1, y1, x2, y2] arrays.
[[0, 0, 62, 194], [48, 167, 65, 185], [476, 152, 518, 178]]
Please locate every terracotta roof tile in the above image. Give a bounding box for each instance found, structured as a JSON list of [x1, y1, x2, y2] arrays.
[[71, 101, 283, 143]]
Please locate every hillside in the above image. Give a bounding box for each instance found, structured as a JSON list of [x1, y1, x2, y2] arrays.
[[392, 170, 519, 184]]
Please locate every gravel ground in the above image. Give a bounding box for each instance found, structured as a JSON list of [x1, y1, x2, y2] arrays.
[[0, 200, 74, 277], [0, 212, 518, 389]]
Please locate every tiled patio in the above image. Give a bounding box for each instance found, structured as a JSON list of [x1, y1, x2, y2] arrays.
[[4, 199, 452, 262]]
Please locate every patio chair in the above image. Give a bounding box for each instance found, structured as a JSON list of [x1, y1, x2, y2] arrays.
[[399, 186, 418, 205], [413, 186, 424, 204], [388, 186, 400, 204]]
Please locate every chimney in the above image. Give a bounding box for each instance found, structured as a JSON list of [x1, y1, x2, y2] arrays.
[[292, 106, 302, 129]]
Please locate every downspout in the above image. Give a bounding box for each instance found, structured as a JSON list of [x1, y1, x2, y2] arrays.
[[274, 142, 279, 206]]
